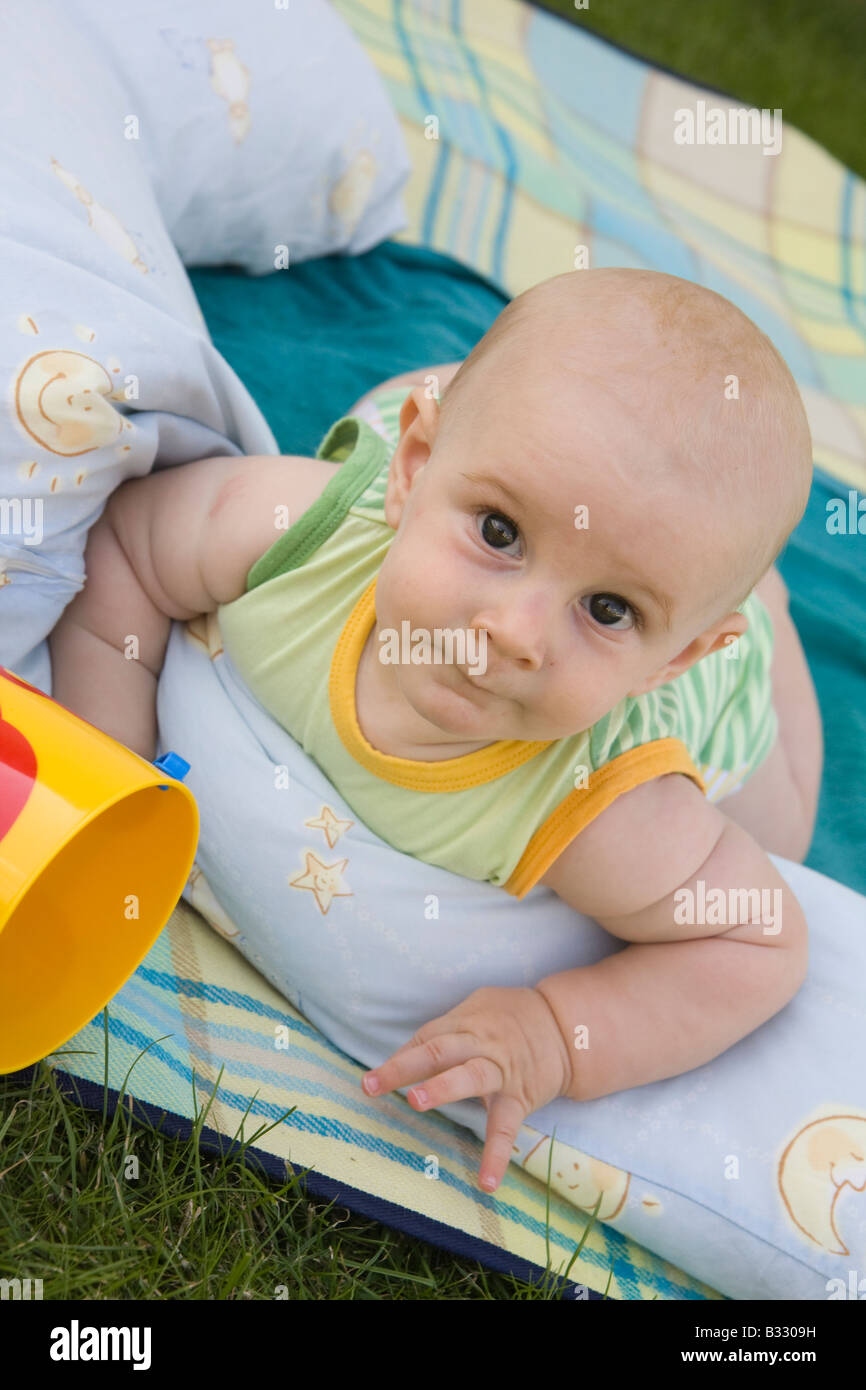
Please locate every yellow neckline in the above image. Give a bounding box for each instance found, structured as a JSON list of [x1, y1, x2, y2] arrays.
[[328, 579, 551, 791]]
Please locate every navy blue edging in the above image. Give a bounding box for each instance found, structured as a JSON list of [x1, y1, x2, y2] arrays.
[[9, 1063, 603, 1301]]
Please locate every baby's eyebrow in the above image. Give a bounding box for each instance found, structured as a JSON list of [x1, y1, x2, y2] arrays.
[[632, 581, 674, 632], [460, 470, 524, 511], [604, 540, 675, 630]]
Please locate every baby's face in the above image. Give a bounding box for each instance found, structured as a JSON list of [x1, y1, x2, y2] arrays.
[[374, 369, 747, 746]]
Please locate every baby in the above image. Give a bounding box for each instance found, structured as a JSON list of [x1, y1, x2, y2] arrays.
[[48, 268, 824, 1194]]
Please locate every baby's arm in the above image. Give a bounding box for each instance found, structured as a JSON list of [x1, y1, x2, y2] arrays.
[[719, 566, 823, 862], [345, 360, 464, 417], [48, 452, 341, 760], [536, 773, 808, 1102]]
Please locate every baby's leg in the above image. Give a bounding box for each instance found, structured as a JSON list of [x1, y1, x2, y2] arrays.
[[719, 566, 824, 862]]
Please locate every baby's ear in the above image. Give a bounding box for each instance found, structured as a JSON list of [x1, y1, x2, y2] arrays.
[[384, 386, 440, 526], [627, 611, 749, 697], [702, 611, 750, 659]]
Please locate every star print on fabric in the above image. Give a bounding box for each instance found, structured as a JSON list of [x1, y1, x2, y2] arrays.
[[303, 805, 354, 848], [289, 851, 353, 914]]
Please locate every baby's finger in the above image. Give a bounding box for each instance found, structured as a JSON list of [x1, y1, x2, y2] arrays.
[[406, 1056, 504, 1112], [362, 1032, 478, 1098], [478, 1093, 526, 1193], [362, 1011, 460, 1090], [383, 1006, 469, 1064]]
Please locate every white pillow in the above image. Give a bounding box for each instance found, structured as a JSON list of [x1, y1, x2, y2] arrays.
[[69, 0, 412, 273], [0, 0, 409, 692]]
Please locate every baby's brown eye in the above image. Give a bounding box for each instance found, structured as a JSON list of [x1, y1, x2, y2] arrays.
[[480, 511, 518, 549], [582, 593, 634, 630]]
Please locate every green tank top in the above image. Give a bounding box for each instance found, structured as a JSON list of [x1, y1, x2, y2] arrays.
[[216, 387, 777, 897]]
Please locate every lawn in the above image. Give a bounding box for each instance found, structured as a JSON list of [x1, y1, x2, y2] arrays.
[[0, 1025, 603, 1300]]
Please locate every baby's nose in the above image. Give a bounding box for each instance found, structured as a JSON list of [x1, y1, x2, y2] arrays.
[[474, 593, 549, 669]]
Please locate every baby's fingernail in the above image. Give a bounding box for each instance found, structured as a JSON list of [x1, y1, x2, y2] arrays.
[[481, 1174, 498, 1192], [363, 1074, 380, 1095], [412, 1087, 428, 1106]]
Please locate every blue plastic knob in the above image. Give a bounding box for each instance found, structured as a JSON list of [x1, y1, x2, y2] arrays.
[[153, 751, 191, 783]]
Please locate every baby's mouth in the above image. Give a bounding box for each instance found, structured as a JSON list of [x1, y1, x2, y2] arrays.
[[457, 666, 493, 695]]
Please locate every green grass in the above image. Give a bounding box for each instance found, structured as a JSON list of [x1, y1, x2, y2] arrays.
[[0, 1025, 613, 1301], [539, 0, 866, 181]]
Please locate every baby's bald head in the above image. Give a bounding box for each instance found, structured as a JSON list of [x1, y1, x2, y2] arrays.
[[438, 268, 813, 617]]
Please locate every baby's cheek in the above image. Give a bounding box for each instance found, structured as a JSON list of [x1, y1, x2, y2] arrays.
[[384, 523, 459, 621], [547, 665, 613, 734], [377, 540, 434, 627]]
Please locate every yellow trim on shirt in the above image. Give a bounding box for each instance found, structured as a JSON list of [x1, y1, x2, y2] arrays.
[[329, 578, 552, 790], [504, 739, 708, 899]]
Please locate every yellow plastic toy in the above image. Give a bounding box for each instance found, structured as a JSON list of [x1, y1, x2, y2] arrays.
[[0, 664, 199, 1073]]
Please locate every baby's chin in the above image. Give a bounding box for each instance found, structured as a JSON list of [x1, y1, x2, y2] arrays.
[[397, 664, 512, 738], [407, 664, 494, 718], [404, 667, 588, 742]]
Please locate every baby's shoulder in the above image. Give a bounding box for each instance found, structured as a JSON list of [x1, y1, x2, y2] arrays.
[[540, 770, 724, 922]]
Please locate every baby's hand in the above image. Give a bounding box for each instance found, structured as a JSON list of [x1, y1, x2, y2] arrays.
[[361, 986, 573, 1194]]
